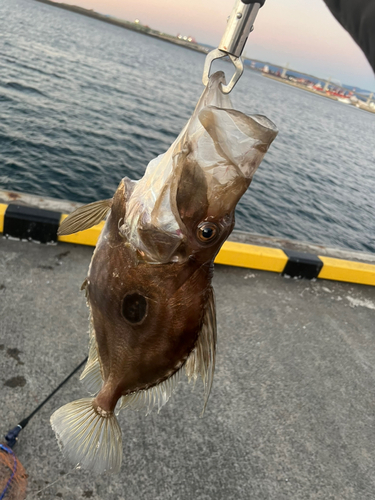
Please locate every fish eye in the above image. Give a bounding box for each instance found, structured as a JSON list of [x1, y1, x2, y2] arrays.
[[122, 293, 147, 324], [197, 222, 218, 243]]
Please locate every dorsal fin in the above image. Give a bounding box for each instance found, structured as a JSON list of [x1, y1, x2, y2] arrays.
[[58, 199, 112, 236], [185, 286, 216, 414]]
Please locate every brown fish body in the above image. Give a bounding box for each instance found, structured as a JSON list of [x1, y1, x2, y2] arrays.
[[50, 72, 278, 474], [87, 175, 228, 413], [91, 257, 213, 412]]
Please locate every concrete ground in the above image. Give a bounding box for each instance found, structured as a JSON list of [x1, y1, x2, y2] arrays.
[[1, 237, 375, 500]]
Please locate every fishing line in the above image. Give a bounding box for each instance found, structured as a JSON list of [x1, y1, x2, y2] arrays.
[[0, 357, 87, 500], [4, 357, 88, 447]]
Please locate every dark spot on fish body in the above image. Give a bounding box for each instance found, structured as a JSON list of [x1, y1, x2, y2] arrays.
[[0, 344, 4, 350], [56, 493, 63, 497], [122, 293, 148, 324], [4, 375, 26, 388], [0, 284, 6, 291], [82, 490, 94, 498]]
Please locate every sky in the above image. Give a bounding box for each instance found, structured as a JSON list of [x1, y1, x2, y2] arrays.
[[59, 0, 375, 91]]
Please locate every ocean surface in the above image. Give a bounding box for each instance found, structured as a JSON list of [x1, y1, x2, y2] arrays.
[[1, 0, 375, 253]]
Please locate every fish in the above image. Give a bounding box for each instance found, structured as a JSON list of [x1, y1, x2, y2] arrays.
[[50, 71, 278, 474]]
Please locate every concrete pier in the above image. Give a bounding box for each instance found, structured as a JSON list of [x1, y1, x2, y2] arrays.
[[1, 237, 375, 499]]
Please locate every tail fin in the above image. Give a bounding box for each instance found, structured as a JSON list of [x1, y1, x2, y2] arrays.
[[50, 398, 122, 474]]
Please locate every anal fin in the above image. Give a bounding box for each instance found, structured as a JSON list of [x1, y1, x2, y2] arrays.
[[117, 368, 182, 416], [58, 199, 112, 236]]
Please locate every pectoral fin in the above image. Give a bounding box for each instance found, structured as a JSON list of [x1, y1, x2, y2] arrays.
[[58, 199, 112, 236]]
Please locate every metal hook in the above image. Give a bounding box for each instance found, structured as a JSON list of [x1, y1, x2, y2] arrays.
[[202, 48, 244, 94], [202, 1, 263, 93]]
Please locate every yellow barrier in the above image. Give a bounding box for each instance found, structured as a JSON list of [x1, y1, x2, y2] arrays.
[[57, 214, 105, 247], [56, 216, 288, 273], [0, 204, 7, 233], [318, 256, 375, 286], [3, 209, 374, 287], [215, 241, 288, 272]]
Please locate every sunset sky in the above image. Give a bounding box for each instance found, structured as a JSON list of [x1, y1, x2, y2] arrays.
[[59, 0, 375, 91]]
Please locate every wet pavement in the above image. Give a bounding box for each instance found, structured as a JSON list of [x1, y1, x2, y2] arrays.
[[1, 237, 375, 500]]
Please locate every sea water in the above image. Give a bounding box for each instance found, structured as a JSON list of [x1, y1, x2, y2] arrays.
[[1, 0, 374, 252]]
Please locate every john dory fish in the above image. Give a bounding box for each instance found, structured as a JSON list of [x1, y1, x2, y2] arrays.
[[51, 72, 278, 473]]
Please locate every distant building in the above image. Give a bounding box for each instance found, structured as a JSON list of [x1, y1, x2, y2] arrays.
[[281, 63, 289, 78], [313, 82, 323, 91], [176, 34, 196, 43]]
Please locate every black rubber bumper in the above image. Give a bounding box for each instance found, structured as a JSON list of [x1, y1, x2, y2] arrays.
[[282, 250, 323, 280], [3, 204, 61, 244]]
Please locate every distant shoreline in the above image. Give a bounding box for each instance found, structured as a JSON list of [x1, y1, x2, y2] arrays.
[[262, 73, 375, 114], [33, 0, 374, 113], [34, 0, 209, 55]]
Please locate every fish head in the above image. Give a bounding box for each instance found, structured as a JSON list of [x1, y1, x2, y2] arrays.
[[173, 106, 278, 264], [123, 72, 278, 265]]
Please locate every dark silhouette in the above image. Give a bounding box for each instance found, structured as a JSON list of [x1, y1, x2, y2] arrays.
[[324, 0, 375, 73]]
